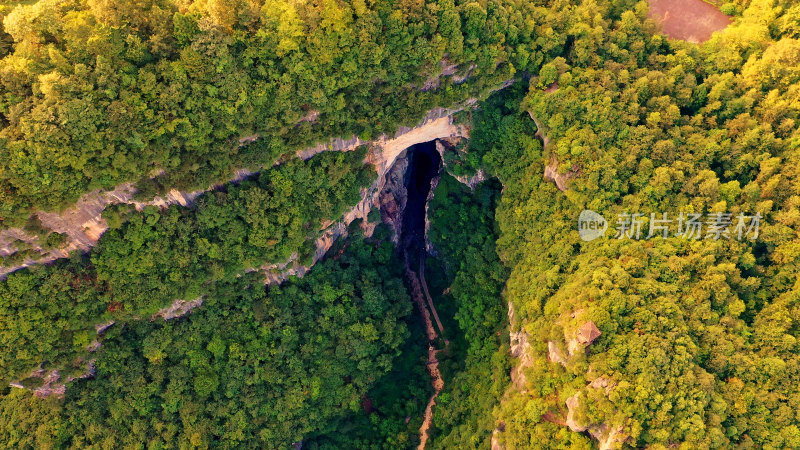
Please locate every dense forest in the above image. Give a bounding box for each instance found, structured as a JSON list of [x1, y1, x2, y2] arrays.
[[491, 0, 800, 448], [0, 0, 562, 226], [3, 0, 800, 448], [0, 147, 371, 386], [425, 174, 510, 448], [0, 228, 414, 447]]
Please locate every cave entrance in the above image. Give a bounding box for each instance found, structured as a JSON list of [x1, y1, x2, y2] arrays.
[[397, 139, 446, 449], [401, 140, 442, 263]]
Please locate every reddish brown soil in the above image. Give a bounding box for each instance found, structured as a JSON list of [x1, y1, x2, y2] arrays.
[[648, 0, 731, 43]]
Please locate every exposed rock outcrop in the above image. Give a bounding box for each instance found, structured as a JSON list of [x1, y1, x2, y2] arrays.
[[259, 221, 351, 286], [0, 169, 253, 279], [526, 110, 580, 192], [452, 168, 487, 190], [11, 360, 97, 399], [378, 153, 410, 244], [528, 111, 551, 150], [565, 391, 588, 433], [509, 329, 533, 390], [507, 301, 537, 391], [260, 112, 469, 286], [491, 425, 504, 450], [494, 304, 526, 449], [589, 376, 617, 394], [547, 340, 569, 366], [543, 157, 581, 192], [155, 297, 204, 321], [86, 341, 102, 352], [9, 312, 119, 394], [95, 320, 115, 335], [422, 143, 446, 256], [0, 106, 468, 279], [423, 174, 441, 257], [369, 108, 468, 179], [544, 313, 627, 450], [548, 319, 602, 368], [260, 253, 304, 285], [298, 109, 320, 124], [565, 377, 628, 450], [420, 59, 472, 92]]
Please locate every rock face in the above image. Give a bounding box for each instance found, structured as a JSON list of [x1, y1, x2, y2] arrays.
[[547, 340, 568, 366], [565, 392, 588, 432], [565, 377, 628, 450], [494, 302, 534, 449], [155, 297, 204, 321], [95, 320, 115, 335], [10, 317, 116, 395], [421, 59, 458, 91], [11, 360, 97, 399], [507, 301, 538, 393], [378, 153, 410, 244], [0, 169, 254, 279], [452, 168, 487, 190], [543, 157, 581, 192], [0, 183, 135, 277], [507, 300, 533, 390], [526, 109, 581, 193], [259, 110, 470, 285], [368, 108, 468, 179], [260, 253, 305, 285], [423, 171, 442, 256], [548, 318, 602, 368], [544, 315, 627, 450], [259, 220, 351, 286], [377, 137, 448, 252], [490, 426, 504, 450], [565, 378, 618, 432], [0, 106, 469, 280], [509, 329, 533, 390], [529, 112, 551, 149]]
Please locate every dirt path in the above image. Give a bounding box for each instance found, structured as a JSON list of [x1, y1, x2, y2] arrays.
[[419, 343, 445, 450], [528, 111, 550, 149], [419, 255, 446, 338], [404, 254, 447, 450]]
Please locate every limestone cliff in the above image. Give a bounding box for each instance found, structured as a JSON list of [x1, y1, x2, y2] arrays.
[[565, 377, 629, 450], [258, 109, 467, 284], [0, 106, 468, 279]]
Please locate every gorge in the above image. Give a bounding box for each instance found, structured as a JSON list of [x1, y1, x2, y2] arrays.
[[393, 141, 447, 450]]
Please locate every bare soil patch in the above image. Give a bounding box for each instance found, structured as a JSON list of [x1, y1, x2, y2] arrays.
[[649, 0, 731, 43]]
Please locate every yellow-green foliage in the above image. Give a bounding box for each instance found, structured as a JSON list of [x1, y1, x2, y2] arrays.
[[492, 0, 800, 448]]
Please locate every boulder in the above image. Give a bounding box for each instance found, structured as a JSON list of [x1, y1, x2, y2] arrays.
[[577, 321, 602, 345]]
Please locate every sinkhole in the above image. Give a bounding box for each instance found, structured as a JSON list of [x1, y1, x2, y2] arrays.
[[400, 140, 442, 262]]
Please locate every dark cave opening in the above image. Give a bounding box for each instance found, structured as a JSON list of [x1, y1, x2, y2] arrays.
[[401, 140, 442, 263]]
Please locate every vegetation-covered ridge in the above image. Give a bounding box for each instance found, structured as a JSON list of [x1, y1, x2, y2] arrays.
[[0, 227, 414, 448], [0, 103, 467, 278], [7, 0, 800, 448], [0, 146, 373, 386], [491, 0, 800, 448], [0, 0, 565, 226]]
